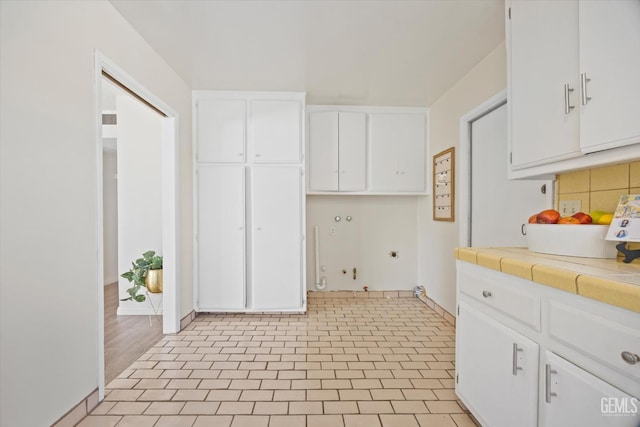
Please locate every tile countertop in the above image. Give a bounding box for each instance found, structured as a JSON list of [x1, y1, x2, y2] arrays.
[[454, 247, 640, 314]]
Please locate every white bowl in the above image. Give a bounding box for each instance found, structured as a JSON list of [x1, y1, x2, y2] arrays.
[[526, 223, 618, 259]]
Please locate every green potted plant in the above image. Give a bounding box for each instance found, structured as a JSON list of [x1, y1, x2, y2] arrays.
[[120, 250, 163, 302]]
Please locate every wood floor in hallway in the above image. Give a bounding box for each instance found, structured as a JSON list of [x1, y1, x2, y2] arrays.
[[105, 283, 163, 385]]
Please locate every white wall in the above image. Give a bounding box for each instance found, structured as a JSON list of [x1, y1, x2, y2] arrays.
[[417, 41, 507, 315], [116, 95, 163, 314], [306, 196, 418, 291], [0, 1, 193, 425], [103, 149, 119, 284]]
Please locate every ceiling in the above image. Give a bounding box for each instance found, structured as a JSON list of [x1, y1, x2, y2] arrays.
[[110, 0, 505, 107]]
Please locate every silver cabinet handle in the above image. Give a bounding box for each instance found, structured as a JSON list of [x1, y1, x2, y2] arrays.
[[545, 364, 558, 403], [621, 351, 640, 365], [512, 343, 523, 376], [482, 290, 492, 298], [581, 73, 592, 105], [564, 84, 575, 114]]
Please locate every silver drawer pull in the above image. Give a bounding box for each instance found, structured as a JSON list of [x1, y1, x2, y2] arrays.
[[545, 364, 558, 403], [512, 343, 523, 376], [621, 351, 639, 365], [482, 290, 492, 298]]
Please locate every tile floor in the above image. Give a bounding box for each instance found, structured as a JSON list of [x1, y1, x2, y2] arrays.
[[80, 296, 477, 427]]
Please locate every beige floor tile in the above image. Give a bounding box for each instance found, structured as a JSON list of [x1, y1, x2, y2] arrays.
[[91, 401, 116, 415], [252, 401, 288, 415], [240, 390, 274, 401], [172, 390, 208, 401], [402, 389, 437, 400], [104, 390, 143, 401], [339, 390, 371, 401], [370, 389, 404, 401], [307, 414, 345, 427], [324, 401, 359, 414], [273, 390, 305, 401], [112, 415, 159, 427], [75, 415, 121, 427], [144, 402, 186, 415], [205, 390, 241, 402], [415, 414, 457, 427], [358, 401, 393, 414], [391, 400, 428, 414], [307, 389, 339, 401], [289, 401, 323, 415], [450, 413, 480, 427], [268, 415, 306, 427], [433, 389, 458, 400], [108, 402, 150, 415], [154, 415, 197, 426], [380, 414, 419, 427], [192, 415, 233, 427], [180, 401, 220, 415], [138, 390, 177, 401], [217, 402, 255, 415], [229, 415, 269, 427], [425, 401, 463, 414], [344, 414, 382, 427]]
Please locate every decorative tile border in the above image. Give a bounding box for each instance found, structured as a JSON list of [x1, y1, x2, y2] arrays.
[[51, 388, 99, 427], [416, 294, 456, 326]]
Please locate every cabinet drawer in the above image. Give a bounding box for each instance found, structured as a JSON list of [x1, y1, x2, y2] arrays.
[[549, 300, 640, 383], [458, 264, 541, 331]]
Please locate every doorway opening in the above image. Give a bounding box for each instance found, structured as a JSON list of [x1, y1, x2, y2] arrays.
[[95, 51, 180, 399], [458, 90, 553, 248]]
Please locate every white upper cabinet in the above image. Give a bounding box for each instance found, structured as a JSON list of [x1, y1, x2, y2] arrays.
[[196, 98, 246, 163], [250, 99, 302, 163], [308, 111, 366, 192], [578, 1, 640, 153], [370, 113, 426, 192], [509, 0, 581, 170], [507, 0, 640, 177]]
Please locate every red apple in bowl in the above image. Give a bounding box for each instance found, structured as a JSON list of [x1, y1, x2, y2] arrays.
[[558, 216, 581, 224], [571, 212, 592, 224], [537, 209, 560, 224], [528, 214, 538, 224]]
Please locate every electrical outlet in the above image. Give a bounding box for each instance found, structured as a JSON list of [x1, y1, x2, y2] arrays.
[[559, 200, 582, 216], [329, 227, 336, 236]]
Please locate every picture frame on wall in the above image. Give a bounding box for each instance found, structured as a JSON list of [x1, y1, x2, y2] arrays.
[[433, 147, 454, 221]]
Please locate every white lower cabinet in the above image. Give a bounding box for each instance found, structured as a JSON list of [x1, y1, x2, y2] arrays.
[[541, 351, 637, 427], [456, 302, 538, 427], [456, 261, 640, 427]]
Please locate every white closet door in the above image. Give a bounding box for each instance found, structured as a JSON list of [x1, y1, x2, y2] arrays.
[[338, 112, 367, 191], [197, 165, 245, 310], [196, 99, 246, 163], [250, 100, 302, 163], [250, 166, 302, 310], [308, 111, 339, 191]]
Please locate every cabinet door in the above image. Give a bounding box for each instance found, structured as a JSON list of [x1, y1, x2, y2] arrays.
[[250, 166, 303, 310], [508, 0, 582, 169], [541, 351, 638, 427], [197, 165, 245, 310], [579, 1, 640, 153], [369, 113, 426, 192], [250, 100, 302, 163], [338, 112, 367, 191], [456, 301, 538, 427], [196, 99, 246, 163], [308, 112, 339, 191]]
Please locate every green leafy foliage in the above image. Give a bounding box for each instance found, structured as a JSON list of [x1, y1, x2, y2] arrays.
[[120, 250, 163, 303]]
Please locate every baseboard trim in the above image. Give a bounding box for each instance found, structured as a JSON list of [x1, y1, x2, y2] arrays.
[[416, 294, 456, 326], [180, 310, 196, 330], [307, 290, 415, 299], [51, 388, 99, 427]]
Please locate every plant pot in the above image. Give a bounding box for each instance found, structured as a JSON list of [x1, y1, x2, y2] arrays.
[[145, 269, 163, 293]]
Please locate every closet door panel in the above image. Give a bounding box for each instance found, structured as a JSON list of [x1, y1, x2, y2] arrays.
[[250, 100, 302, 163], [197, 165, 245, 310], [250, 166, 302, 310]]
